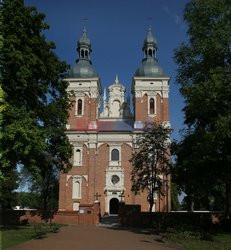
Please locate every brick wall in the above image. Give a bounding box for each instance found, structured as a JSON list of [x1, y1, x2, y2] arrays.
[[68, 95, 99, 130], [118, 203, 224, 228], [1, 203, 101, 226], [135, 94, 169, 123], [59, 78, 171, 215]]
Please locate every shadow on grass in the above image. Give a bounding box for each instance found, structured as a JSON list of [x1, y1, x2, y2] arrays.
[[104, 225, 181, 249], [104, 224, 231, 250]]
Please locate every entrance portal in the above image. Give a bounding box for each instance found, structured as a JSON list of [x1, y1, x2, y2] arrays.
[[109, 198, 119, 214]]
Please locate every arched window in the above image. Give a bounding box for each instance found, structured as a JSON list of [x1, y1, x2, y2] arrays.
[[81, 50, 84, 58], [72, 176, 82, 199], [112, 100, 120, 117], [74, 147, 82, 166], [150, 98, 155, 114], [148, 49, 153, 57], [77, 99, 82, 115], [111, 149, 119, 161], [76, 149, 81, 164], [85, 50, 88, 57]]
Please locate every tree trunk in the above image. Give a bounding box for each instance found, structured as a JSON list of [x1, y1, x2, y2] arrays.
[[187, 195, 194, 212], [43, 195, 47, 210], [224, 183, 230, 219], [149, 201, 154, 213], [149, 200, 154, 227]]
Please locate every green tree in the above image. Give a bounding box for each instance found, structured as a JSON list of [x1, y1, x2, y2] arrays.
[[15, 191, 41, 209], [20, 153, 60, 210], [171, 181, 180, 211], [130, 122, 172, 213], [0, 0, 72, 208], [173, 0, 231, 217]]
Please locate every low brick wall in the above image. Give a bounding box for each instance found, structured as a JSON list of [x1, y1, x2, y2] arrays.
[[118, 203, 224, 229], [1, 202, 101, 226]]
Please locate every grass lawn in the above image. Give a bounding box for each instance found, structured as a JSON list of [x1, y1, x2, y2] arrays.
[[168, 231, 231, 250], [0, 223, 66, 250]]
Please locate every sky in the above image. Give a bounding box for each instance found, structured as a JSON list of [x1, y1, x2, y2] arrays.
[[25, 0, 189, 141]]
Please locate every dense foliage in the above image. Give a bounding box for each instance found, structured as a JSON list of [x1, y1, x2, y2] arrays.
[[130, 122, 172, 213], [173, 0, 231, 216], [0, 0, 72, 208]]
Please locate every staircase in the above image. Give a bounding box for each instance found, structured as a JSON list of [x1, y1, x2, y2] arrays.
[[98, 215, 121, 227]]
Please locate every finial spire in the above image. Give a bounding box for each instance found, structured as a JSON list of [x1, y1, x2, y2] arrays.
[[115, 75, 119, 84], [83, 25, 87, 34], [148, 24, 152, 33], [103, 88, 107, 101], [147, 17, 152, 29], [82, 17, 88, 32]]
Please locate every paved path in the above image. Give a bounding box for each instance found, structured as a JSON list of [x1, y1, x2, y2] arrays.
[[8, 225, 181, 250]]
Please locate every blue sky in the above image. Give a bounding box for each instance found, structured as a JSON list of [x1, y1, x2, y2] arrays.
[[26, 0, 189, 141]]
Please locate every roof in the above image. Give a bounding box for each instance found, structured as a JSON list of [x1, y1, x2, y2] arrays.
[[135, 58, 167, 77], [68, 59, 98, 78]]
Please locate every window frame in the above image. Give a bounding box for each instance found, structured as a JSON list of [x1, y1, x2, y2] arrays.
[[72, 176, 82, 199], [111, 148, 119, 161], [74, 146, 83, 166], [75, 97, 84, 117], [148, 96, 156, 116]]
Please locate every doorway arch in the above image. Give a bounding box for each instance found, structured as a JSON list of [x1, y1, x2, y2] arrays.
[[109, 198, 119, 214]]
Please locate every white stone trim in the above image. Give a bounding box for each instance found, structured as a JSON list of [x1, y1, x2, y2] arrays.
[[82, 175, 88, 186], [73, 146, 83, 166], [72, 175, 82, 199], [133, 78, 170, 99], [148, 95, 157, 117], [109, 144, 121, 164], [75, 96, 84, 117], [65, 78, 102, 96], [73, 202, 80, 211], [66, 175, 72, 186]]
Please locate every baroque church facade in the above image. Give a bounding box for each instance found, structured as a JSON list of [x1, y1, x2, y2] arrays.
[[58, 26, 171, 215]]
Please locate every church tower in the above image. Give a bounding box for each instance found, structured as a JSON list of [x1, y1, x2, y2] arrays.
[[66, 26, 102, 130], [132, 26, 170, 125], [132, 26, 171, 212], [59, 27, 102, 211]]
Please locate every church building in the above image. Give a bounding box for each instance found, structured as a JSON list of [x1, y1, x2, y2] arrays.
[[58, 26, 171, 215]]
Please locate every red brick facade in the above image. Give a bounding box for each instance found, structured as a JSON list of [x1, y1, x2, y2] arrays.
[[59, 28, 171, 216], [58, 79, 171, 215]]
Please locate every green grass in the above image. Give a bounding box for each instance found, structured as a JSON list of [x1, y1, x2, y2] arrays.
[[0, 223, 66, 250], [167, 231, 231, 250]]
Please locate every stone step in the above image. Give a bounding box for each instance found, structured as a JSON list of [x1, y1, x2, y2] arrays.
[[98, 215, 121, 227]]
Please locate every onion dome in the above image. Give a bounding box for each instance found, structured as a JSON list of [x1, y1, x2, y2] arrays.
[[77, 26, 91, 47], [68, 26, 98, 78], [135, 26, 167, 77], [143, 26, 157, 49]]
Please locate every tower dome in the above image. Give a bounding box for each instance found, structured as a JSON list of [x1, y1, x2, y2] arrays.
[[135, 26, 167, 77], [78, 26, 91, 46], [68, 27, 99, 78], [143, 26, 157, 48]]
